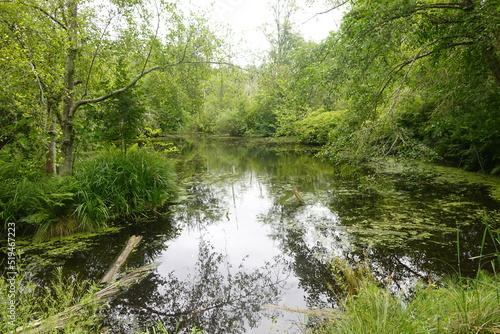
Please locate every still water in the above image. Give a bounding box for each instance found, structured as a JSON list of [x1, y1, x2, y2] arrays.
[[21, 137, 500, 333]]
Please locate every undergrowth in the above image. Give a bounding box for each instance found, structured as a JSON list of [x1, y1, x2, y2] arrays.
[[316, 218, 500, 334], [0, 266, 101, 333], [0, 146, 178, 240]]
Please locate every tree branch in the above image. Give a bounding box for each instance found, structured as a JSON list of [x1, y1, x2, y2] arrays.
[[373, 37, 474, 111], [302, 1, 348, 25], [81, 8, 122, 99], [417, 1, 474, 11], [19, 1, 67, 30], [74, 65, 162, 109], [73, 60, 242, 111]]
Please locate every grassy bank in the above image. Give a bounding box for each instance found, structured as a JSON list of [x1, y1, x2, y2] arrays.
[[316, 221, 500, 334], [317, 273, 500, 334], [0, 147, 178, 240]]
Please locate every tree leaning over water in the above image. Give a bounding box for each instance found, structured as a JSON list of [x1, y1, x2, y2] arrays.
[[298, 0, 500, 170]]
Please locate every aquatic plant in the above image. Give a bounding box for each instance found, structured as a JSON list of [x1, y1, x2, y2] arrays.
[[317, 217, 500, 334], [317, 271, 500, 334], [137, 323, 204, 334]]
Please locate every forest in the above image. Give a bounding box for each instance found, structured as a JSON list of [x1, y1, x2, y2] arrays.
[[1, 0, 499, 333], [1, 0, 498, 174]]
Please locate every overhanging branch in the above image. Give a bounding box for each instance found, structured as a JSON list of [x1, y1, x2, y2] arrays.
[[73, 60, 243, 111], [18, 1, 67, 30], [74, 65, 162, 109], [373, 37, 474, 111], [302, 1, 348, 25]]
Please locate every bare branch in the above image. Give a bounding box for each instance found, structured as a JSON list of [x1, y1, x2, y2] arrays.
[[74, 59, 242, 110], [81, 8, 123, 99], [302, 1, 348, 25], [74, 65, 162, 109]]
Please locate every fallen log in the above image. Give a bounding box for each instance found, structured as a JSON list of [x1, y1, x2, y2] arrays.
[[292, 186, 306, 205], [261, 304, 338, 318], [101, 235, 143, 284], [16, 235, 150, 334]]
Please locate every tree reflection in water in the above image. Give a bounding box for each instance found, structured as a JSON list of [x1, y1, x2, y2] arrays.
[[103, 240, 288, 334]]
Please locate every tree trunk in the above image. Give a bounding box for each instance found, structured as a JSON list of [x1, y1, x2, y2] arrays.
[[60, 120, 75, 175], [59, 0, 79, 175], [44, 111, 57, 175]]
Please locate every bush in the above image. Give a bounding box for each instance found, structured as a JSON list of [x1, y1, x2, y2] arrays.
[[294, 109, 344, 145], [213, 108, 247, 136]]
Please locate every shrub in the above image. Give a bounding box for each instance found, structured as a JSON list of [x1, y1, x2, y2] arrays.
[[294, 109, 344, 145], [213, 108, 247, 136]]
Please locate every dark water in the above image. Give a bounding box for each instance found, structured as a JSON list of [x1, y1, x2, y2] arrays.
[[12, 137, 500, 333]]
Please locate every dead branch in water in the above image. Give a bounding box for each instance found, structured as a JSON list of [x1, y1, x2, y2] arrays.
[[261, 304, 338, 318], [101, 235, 143, 284], [292, 186, 306, 205], [16, 235, 151, 334]]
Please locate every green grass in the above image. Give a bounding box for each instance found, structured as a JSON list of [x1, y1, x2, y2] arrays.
[[0, 146, 178, 240], [317, 273, 500, 334], [0, 266, 102, 333], [317, 218, 500, 334]]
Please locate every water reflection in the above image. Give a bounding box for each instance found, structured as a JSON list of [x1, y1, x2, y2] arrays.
[[11, 136, 499, 333], [173, 137, 499, 287], [104, 241, 287, 334]]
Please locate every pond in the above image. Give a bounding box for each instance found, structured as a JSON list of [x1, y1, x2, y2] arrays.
[[14, 136, 500, 333]]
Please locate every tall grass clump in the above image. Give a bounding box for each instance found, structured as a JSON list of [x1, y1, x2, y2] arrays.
[[73, 146, 178, 228], [0, 147, 178, 240]]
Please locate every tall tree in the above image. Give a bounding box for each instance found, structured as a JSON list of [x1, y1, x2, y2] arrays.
[[1, 0, 221, 174]]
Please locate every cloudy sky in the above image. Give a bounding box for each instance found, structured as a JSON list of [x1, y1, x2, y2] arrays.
[[187, 0, 346, 64]]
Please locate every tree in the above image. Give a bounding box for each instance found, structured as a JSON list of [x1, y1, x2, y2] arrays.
[[0, 0, 222, 174], [312, 0, 500, 169]]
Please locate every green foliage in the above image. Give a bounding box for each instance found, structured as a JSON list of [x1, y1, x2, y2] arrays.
[[137, 323, 205, 334], [318, 213, 500, 334], [73, 147, 178, 224], [0, 148, 178, 240], [294, 109, 344, 145], [318, 272, 500, 334], [307, 0, 500, 172], [0, 266, 101, 333], [94, 58, 146, 152]]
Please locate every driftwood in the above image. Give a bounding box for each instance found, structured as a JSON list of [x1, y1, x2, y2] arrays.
[[101, 235, 143, 284], [261, 304, 338, 318], [16, 235, 150, 334], [292, 186, 306, 205]]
